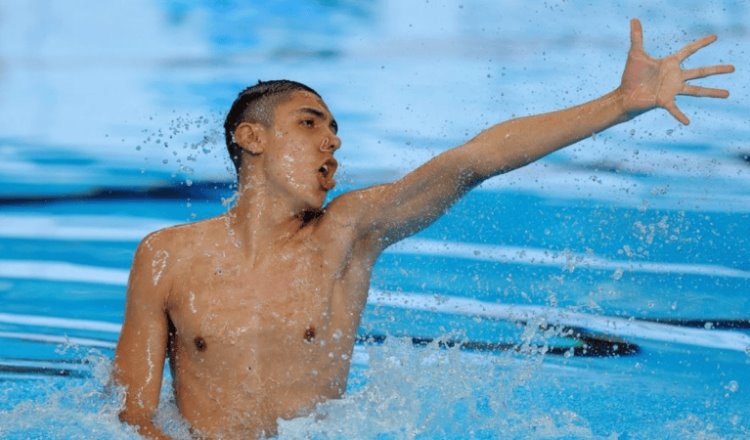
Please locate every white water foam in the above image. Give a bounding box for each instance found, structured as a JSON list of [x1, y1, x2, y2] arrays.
[[0, 332, 605, 439], [278, 337, 599, 439]]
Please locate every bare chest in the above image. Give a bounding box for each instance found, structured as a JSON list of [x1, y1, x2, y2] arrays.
[[169, 251, 337, 342]]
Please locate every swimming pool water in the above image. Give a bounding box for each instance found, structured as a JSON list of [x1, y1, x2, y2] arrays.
[[1, 1, 749, 438]]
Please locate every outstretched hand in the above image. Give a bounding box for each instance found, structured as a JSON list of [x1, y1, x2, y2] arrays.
[[619, 18, 735, 125]]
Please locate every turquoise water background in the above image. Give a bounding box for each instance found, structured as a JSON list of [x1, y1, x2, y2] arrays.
[[1, 1, 749, 438]]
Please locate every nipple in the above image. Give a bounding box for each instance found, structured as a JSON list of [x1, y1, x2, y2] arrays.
[[304, 326, 316, 342], [194, 336, 207, 352]]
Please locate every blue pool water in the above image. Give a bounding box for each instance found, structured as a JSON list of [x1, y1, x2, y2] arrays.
[[1, 1, 749, 438]]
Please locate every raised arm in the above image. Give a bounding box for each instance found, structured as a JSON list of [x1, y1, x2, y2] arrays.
[[334, 18, 733, 247], [113, 233, 173, 440]]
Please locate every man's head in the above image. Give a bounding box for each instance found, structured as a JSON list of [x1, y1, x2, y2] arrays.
[[224, 80, 322, 177]]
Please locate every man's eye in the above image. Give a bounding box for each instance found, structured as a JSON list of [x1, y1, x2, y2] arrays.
[[302, 119, 315, 127]]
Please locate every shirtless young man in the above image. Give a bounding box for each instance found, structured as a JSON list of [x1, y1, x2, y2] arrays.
[[113, 19, 734, 439]]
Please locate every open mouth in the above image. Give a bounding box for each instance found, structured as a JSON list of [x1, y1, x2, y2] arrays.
[[317, 158, 338, 190]]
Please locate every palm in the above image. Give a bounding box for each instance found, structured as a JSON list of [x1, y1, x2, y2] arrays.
[[619, 19, 734, 125]]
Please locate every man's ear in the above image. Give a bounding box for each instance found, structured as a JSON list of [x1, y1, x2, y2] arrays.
[[234, 122, 266, 155]]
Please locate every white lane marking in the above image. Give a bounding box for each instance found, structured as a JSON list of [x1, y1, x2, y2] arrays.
[[0, 214, 170, 241], [3, 237, 749, 287], [0, 312, 121, 332], [369, 290, 750, 353], [0, 260, 128, 285], [1, 213, 747, 278], [388, 239, 750, 279], [0, 331, 116, 349]]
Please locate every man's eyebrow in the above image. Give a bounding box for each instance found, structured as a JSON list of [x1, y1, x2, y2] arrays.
[[296, 107, 338, 134]]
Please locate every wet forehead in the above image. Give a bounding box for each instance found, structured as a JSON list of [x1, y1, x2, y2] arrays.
[[275, 91, 334, 121]]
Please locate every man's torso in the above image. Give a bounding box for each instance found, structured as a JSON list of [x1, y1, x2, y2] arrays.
[[157, 212, 377, 438]]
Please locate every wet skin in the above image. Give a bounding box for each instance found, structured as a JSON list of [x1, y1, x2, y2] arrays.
[[113, 19, 733, 440], [147, 208, 375, 438]]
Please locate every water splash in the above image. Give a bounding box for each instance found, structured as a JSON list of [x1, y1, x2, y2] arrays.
[[277, 336, 597, 439], [0, 340, 196, 440], [0, 351, 136, 440], [2, 336, 747, 439]]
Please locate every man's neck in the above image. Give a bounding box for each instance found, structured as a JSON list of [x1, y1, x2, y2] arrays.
[[224, 180, 309, 264]]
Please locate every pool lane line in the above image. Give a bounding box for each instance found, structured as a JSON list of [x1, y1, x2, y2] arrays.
[[0, 181, 233, 206], [3, 232, 750, 282], [0, 331, 116, 349], [0, 214, 170, 241], [0, 260, 129, 285], [0, 358, 90, 378], [0, 317, 633, 359], [2, 212, 748, 280], [0, 313, 121, 333], [356, 331, 639, 357], [641, 319, 750, 330], [389, 239, 750, 280], [0, 333, 629, 381], [368, 290, 750, 353]]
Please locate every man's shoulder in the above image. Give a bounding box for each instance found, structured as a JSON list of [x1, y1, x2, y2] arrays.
[[137, 216, 225, 254], [129, 216, 226, 285], [320, 185, 393, 236], [323, 185, 387, 220], [316, 186, 392, 253]]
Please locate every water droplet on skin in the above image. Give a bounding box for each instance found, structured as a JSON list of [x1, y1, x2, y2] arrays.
[[151, 250, 169, 286]]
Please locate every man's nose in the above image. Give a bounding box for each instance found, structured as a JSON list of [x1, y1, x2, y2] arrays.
[[319, 134, 341, 152]]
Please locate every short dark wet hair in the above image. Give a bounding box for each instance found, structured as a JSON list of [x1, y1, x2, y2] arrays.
[[223, 80, 321, 178]]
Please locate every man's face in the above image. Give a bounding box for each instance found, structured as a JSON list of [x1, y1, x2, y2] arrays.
[[262, 91, 341, 210]]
